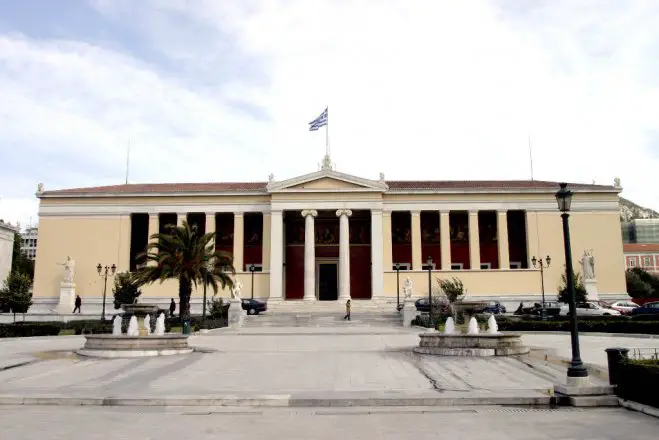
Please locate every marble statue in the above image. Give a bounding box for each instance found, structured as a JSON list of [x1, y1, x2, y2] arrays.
[[112, 315, 122, 335], [579, 249, 596, 280], [268, 173, 275, 183], [403, 277, 413, 299], [58, 256, 75, 283], [37, 182, 44, 193], [379, 172, 385, 182], [614, 177, 621, 188], [154, 313, 166, 336], [144, 315, 151, 336], [231, 280, 243, 300]]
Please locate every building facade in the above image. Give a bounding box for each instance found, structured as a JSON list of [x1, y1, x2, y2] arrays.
[[623, 243, 659, 273], [20, 227, 38, 260], [621, 218, 659, 244], [32, 163, 627, 311], [0, 220, 18, 284]]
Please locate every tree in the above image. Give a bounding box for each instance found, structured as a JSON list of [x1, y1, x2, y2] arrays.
[[113, 271, 142, 309], [626, 269, 652, 299], [131, 221, 235, 322], [557, 271, 587, 304], [11, 233, 34, 281], [629, 267, 659, 296], [0, 272, 33, 322]]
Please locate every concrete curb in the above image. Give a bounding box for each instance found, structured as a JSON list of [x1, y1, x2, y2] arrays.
[[619, 399, 659, 418], [0, 394, 555, 408], [526, 349, 609, 382]]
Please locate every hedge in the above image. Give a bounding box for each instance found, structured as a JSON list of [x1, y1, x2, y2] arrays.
[[0, 323, 63, 337], [495, 318, 659, 334], [616, 360, 659, 408]]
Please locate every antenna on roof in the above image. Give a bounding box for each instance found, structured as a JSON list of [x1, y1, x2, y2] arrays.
[[125, 139, 130, 185], [528, 135, 534, 181]]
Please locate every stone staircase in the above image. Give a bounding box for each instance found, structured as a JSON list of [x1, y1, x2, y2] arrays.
[[243, 301, 405, 328]]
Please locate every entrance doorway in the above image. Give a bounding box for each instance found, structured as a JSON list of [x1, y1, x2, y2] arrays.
[[317, 261, 338, 301]]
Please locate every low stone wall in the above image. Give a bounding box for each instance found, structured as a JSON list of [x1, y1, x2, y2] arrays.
[[413, 333, 529, 356]]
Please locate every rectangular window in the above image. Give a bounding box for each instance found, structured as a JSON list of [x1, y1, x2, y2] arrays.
[[129, 213, 149, 271], [480, 262, 492, 270], [510, 261, 522, 269], [392, 263, 411, 270], [643, 256, 652, 267], [628, 257, 636, 268], [450, 263, 463, 270]]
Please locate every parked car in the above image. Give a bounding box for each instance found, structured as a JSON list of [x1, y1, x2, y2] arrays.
[[483, 301, 506, 314], [630, 301, 659, 316], [528, 301, 562, 317], [241, 299, 267, 315], [609, 301, 639, 315], [414, 297, 450, 313], [559, 302, 621, 316]]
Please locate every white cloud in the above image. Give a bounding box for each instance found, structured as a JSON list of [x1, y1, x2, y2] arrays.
[[1, 0, 659, 228]]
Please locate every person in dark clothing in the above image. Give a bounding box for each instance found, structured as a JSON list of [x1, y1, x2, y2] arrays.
[[169, 298, 176, 317], [73, 295, 82, 314], [343, 299, 351, 321]]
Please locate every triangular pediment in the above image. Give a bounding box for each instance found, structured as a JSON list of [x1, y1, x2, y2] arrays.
[[267, 169, 388, 193]]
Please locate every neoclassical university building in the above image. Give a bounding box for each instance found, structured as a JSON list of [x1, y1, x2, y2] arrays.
[[32, 157, 626, 312]]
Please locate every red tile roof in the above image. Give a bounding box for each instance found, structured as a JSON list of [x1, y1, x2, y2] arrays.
[[41, 179, 615, 196], [624, 244, 659, 253]]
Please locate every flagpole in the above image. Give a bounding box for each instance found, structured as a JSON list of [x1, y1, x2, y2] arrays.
[[325, 106, 329, 158]]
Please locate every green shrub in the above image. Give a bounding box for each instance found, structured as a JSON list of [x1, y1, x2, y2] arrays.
[[206, 297, 230, 319], [0, 271, 33, 319], [628, 268, 659, 298], [557, 272, 587, 304], [0, 323, 63, 337], [617, 359, 659, 407], [495, 317, 659, 334], [64, 320, 112, 335]]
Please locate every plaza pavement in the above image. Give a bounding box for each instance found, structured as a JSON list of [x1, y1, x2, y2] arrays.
[[0, 326, 656, 408], [0, 405, 658, 440]]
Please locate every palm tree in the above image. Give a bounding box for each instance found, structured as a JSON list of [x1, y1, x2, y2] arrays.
[[131, 220, 235, 321]]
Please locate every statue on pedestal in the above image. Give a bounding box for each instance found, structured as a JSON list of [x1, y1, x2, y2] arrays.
[[58, 256, 75, 284], [231, 280, 243, 300], [579, 249, 595, 280], [403, 277, 413, 299]]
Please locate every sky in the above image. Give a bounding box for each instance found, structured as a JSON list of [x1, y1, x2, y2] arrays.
[[1, 0, 658, 229]]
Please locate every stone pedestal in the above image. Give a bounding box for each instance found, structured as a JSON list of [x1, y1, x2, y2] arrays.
[[402, 299, 417, 328], [54, 282, 76, 314], [228, 299, 246, 327], [584, 279, 599, 300]]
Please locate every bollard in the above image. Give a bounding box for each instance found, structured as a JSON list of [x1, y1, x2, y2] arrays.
[[605, 347, 629, 386]]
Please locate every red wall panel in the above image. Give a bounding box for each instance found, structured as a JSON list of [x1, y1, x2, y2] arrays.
[[392, 244, 412, 266], [451, 242, 470, 269], [421, 244, 442, 269], [285, 246, 304, 299], [244, 246, 262, 267], [350, 246, 372, 299], [480, 243, 499, 269]]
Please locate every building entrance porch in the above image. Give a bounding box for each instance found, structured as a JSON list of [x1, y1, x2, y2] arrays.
[[317, 260, 339, 301]]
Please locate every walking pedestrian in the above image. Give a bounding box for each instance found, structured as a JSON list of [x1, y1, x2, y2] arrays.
[[73, 295, 82, 314], [343, 299, 351, 321], [169, 298, 176, 317]]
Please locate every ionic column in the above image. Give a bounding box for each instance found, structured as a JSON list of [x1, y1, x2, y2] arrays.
[[269, 210, 284, 301], [371, 209, 384, 298], [440, 211, 451, 270], [147, 214, 159, 266], [205, 213, 215, 237], [468, 211, 481, 270], [411, 211, 422, 270], [176, 212, 186, 226], [233, 212, 244, 272], [336, 209, 353, 301], [301, 209, 318, 301], [497, 211, 510, 269]]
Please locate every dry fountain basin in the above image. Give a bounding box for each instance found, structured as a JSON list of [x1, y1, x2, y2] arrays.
[[413, 333, 529, 357], [76, 303, 193, 358]]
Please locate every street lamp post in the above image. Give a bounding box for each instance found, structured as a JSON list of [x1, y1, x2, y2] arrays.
[[97, 263, 117, 321], [531, 255, 551, 320], [395, 263, 401, 311], [427, 256, 433, 330], [556, 183, 589, 384], [249, 264, 256, 299]]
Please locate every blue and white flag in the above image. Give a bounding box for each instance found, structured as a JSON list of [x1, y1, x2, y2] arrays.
[[309, 107, 328, 131]]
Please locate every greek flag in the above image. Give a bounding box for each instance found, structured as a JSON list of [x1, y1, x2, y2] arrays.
[[309, 107, 328, 131]]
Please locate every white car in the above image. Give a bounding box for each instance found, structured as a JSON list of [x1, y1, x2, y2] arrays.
[[559, 302, 622, 316], [609, 301, 639, 315]]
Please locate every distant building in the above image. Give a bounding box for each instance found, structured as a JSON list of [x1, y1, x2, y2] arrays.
[[20, 227, 38, 260], [621, 219, 659, 244], [0, 220, 18, 283], [623, 243, 659, 273]]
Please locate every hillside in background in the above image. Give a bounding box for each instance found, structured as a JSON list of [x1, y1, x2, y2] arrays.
[[620, 197, 659, 222]]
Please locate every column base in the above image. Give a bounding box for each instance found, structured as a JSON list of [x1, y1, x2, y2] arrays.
[[302, 296, 316, 302]]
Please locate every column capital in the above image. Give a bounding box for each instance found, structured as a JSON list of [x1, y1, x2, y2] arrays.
[[204, 212, 216, 216], [440, 210, 450, 215], [410, 210, 421, 216], [234, 212, 244, 217], [468, 210, 479, 216], [497, 209, 508, 215], [301, 209, 318, 218], [336, 209, 353, 218]]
